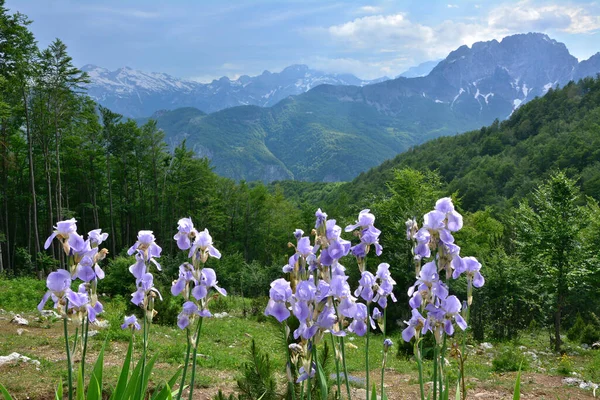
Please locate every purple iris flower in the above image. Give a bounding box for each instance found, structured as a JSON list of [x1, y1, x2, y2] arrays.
[[344, 209, 376, 232], [401, 309, 425, 342], [121, 315, 141, 330], [88, 229, 109, 247], [435, 197, 463, 232], [295, 279, 316, 302], [374, 263, 397, 308], [265, 279, 292, 322], [76, 251, 105, 282], [174, 218, 196, 250], [297, 364, 316, 383], [316, 305, 341, 335], [38, 269, 72, 312], [348, 303, 369, 336], [316, 280, 331, 303], [452, 256, 484, 287], [407, 261, 449, 308], [294, 229, 304, 240], [66, 288, 103, 322], [44, 218, 78, 250], [131, 272, 162, 306], [296, 237, 313, 257], [354, 271, 376, 303], [424, 295, 467, 337], [189, 228, 221, 260], [177, 301, 200, 329], [294, 322, 318, 340], [292, 300, 311, 321], [171, 263, 195, 296], [315, 209, 327, 229], [200, 268, 227, 296], [383, 338, 393, 351], [128, 230, 162, 263]]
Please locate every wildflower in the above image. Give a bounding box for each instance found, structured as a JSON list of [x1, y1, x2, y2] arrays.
[[383, 338, 393, 352], [435, 197, 463, 232], [348, 303, 370, 336], [131, 272, 162, 306], [265, 278, 292, 322], [452, 256, 484, 305], [174, 218, 196, 250], [424, 295, 467, 338], [75, 249, 105, 282], [177, 301, 201, 329], [171, 263, 195, 297], [315, 208, 327, 230], [88, 229, 109, 247], [43, 218, 78, 252], [355, 271, 376, 303], [401, 309, 425, 342], [127, 230, 162, 265], [344, 209, 376, 232], [121, 315, 141, 330], [407, 261, 449, 309], [189, 229, 221, 262], [38, 269, 72, 313]]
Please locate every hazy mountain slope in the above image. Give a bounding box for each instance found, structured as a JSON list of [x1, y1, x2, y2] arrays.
[[336, 76, 600, 211], [84, 64, 387, 117], [142, 33, 600, 183]]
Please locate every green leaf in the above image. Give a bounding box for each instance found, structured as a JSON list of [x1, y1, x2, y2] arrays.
[[92, 343, 105, 394], [55, 379, 63, 400], [151, 366, 181, 400], [370, 384, 377, 400], [513, 362, 523, 400], [455, 379, 461, 400], [0, 383, 14, 400], [141, 355, 158, 396], [88, 375, 102, 400], [76, 364, 85, 400], [151, 369, 182, 400], [316, 359, 328, 400], [111, 336, 133, 400], [123, 356, 144, 400]]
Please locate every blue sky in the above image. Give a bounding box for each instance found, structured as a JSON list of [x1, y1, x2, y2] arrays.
[[9, 0, 600, 81]]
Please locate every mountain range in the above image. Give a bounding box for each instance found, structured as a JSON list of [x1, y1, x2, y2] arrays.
[[83, 64, 388, 118], [134, 33, 600, 183]]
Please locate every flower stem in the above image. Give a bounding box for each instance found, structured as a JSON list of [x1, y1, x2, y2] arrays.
[[330, 333, 342, 400], [415, 340, 425, 400], [365, 302, 370, 397], [176, 328, 192, 400], [138, 312, 148, 400], [340, 336, 352, 400], [283, 323, 297, 400], [380, 308, 387, 397], [188, 317, 204, 400], [433, 344, 438, 400], [82, 317, 89, 383], [63, 316, 73, 400]]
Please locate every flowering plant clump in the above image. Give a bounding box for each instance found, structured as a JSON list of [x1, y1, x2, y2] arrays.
[[39, 218, 109, 400], [265, 208, 395, 400], [403, 197, 484, 400], [171, 218, 227, 400]]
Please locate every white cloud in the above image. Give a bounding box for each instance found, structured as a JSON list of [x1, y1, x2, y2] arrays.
[[489, 1, 600, 34], [447, 4, 459, 8], [309, 56, 411, 79], [357, 6, 383, 14], [326, 1, 600, 63]]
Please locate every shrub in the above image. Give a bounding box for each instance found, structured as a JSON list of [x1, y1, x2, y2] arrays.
[[492, 347, 529, 372], [580, 324, 600, 345], [567, 313, 586, 342], [557, 354, 573, 376]]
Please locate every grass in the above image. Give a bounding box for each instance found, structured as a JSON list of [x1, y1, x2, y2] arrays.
[[0, 277, 599, 399]]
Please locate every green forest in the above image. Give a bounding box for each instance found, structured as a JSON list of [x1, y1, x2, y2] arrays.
[[1, 0, 600, 354]]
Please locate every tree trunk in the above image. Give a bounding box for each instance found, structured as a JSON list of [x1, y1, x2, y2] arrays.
[[106, 152, 116, 256], [23, 86, 41, 278], [1, 121, 11, 272]]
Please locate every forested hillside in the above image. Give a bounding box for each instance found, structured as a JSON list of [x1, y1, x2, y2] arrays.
[[333, 76, 600, 212]]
